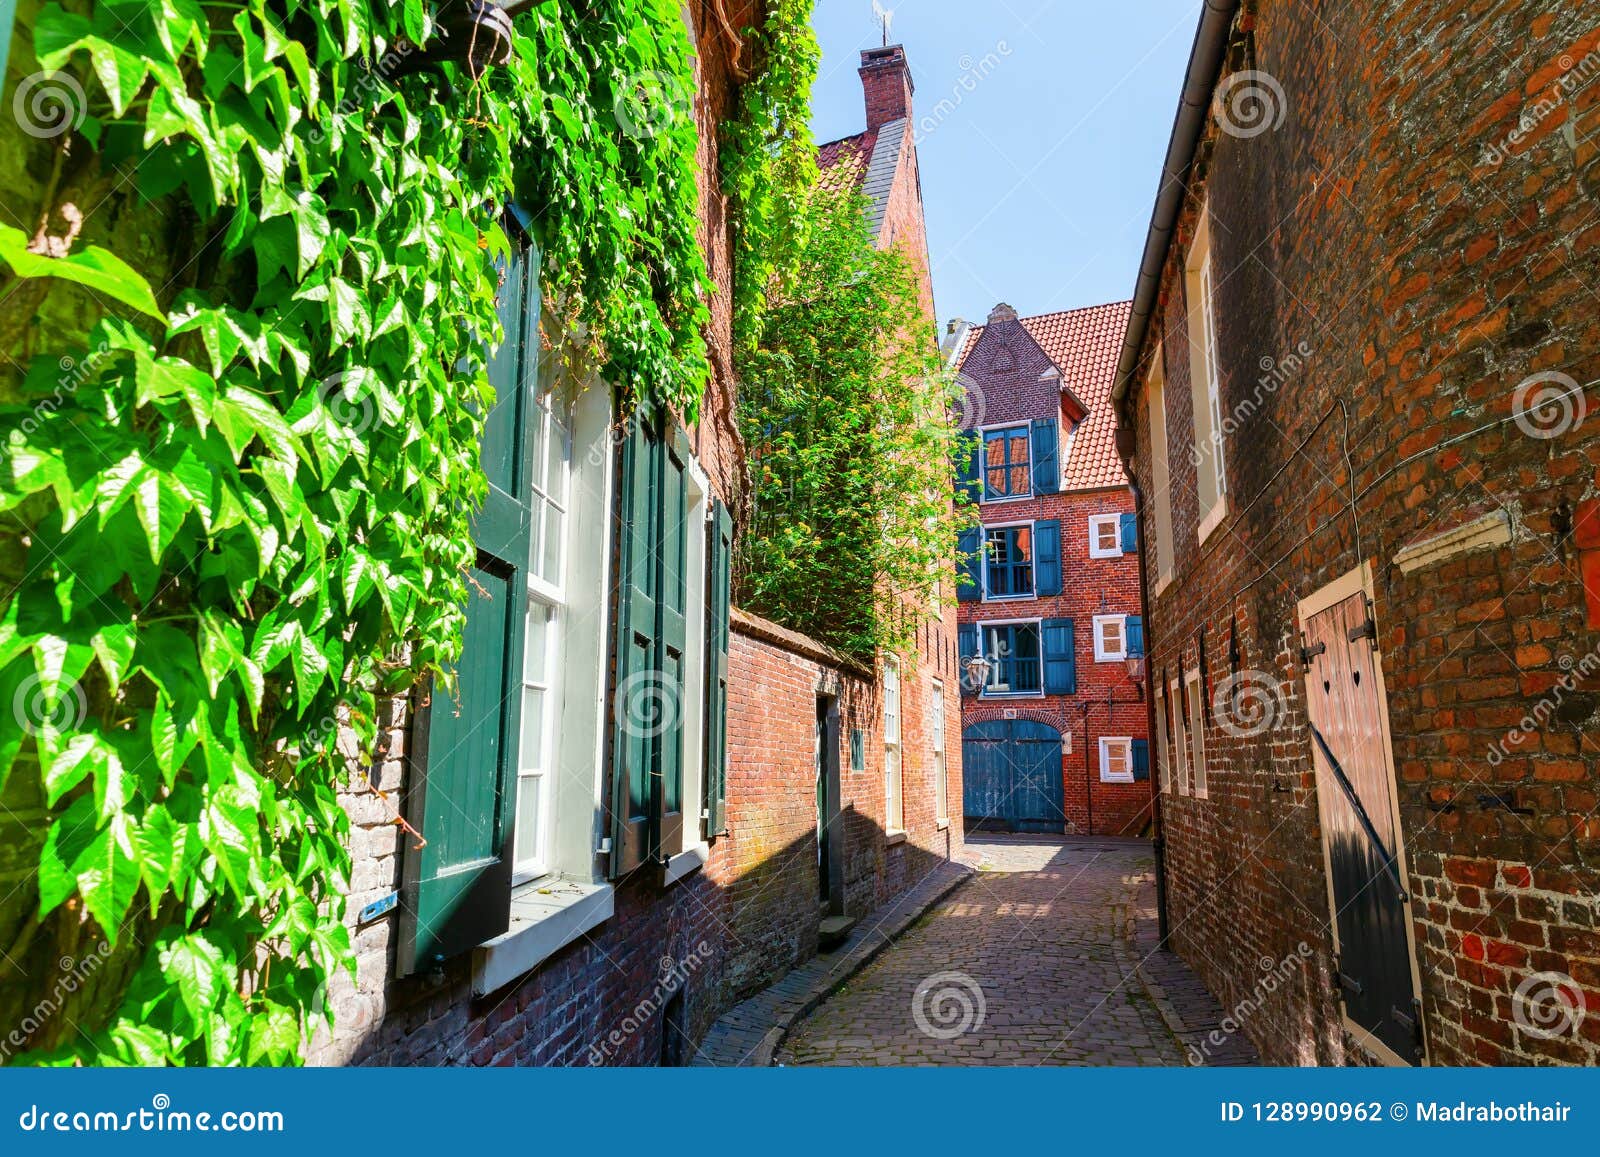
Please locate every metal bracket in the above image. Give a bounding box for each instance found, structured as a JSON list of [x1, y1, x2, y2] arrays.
[[1299, 638, 1326, 668]]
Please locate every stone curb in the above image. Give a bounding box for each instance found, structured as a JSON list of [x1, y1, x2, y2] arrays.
[[695, 859, 976, 1066]]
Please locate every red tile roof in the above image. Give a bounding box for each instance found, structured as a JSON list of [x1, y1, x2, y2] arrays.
[[956, 300, 1133, 491], [816, 130, 875, 197]]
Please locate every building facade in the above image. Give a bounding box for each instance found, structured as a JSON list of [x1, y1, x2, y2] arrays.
[[310, 23, 961, 1066], [1114, 1, 1600, 1065], [950, 302, 1153, 838]]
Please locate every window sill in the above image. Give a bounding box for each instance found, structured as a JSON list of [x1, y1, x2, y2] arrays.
[[979, 690, 1045, 700], [1088, 549, 1123, 561], [1197, 498, 1228, 545], [982, 593, 1035, 603], [979, 494, 1033, 506], [885, 830, 908, 846], [472, 878, 614, 996], [935, 818, 951, 831], [1094, 653, 1128, 664], [1099, 774, 1135, 784], [663, 843, 708, 887]]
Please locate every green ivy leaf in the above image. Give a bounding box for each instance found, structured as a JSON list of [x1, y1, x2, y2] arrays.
[[0, 225, 164, 320]]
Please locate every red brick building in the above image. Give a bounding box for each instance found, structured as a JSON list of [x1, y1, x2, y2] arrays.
[[1114, 1, 1600, 1065], [950, 301, 1153, 837], [310, 21, 960, 1066]]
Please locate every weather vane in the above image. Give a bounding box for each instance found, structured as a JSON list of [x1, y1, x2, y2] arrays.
[[871, 0, 894, 46]]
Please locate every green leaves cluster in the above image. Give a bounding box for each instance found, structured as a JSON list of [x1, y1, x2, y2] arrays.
[[734, 184, 973, 658], [1, 0, 709, 1065]]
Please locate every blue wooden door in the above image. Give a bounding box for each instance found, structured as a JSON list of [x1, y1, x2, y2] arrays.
[[962, 720, 1065, 832]]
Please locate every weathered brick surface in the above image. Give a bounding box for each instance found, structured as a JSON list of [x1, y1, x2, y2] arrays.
[[1117, 3, 1600, 1065]]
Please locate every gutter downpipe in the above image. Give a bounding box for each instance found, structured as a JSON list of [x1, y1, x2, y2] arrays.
[[1110, 0, 1239, 949], [1110, 0, 1241, 408]]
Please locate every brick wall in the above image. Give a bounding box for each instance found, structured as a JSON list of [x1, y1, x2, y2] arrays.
[[1119, 1, 1600, 1065]]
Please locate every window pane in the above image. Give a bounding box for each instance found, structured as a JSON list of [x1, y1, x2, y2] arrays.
[[525, 604, 550, 682], [514, 773, 544, 869], [542, 504, 564, 581], [520, 686, 546, 773]]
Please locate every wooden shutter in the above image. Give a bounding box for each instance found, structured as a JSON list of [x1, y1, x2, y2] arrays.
[[1042, 618, 1076, 695], [1120, 511, 1138, 553], [1126, 614, 1145, 657], [401, 230, 538, 974], [955, 441, 981, 505], [1030, 419, 1059, 494], [1131, 738, 1150, 781], [656, 431, 690, 859], [1034, 519, 1062, 596], [958, 622, 980, 698], [957, 525, 982, 602], [703, 499, 733, 837], [611, 417, 661, 874]]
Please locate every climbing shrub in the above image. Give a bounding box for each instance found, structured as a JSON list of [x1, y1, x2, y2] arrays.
[[735, 184, 972, 659], [0, 0, 709, 1065]]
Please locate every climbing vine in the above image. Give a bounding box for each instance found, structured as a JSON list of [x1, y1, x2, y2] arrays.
[[735, 184, 972, 659], [0, 0, 709, 1065]]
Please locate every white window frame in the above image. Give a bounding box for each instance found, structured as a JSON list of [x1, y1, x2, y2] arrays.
[[982, 519, 1036, 602], [931, 680, 948, 822], [1147, 350, 1174, 594], [1185, 669, 1208, 799], [978, 421, 1033, 504], [1185, 204, 1227, 543], [978, 617, 1046, 699], [1099, 736, 1134, 784], [1088, 513, 1123, 559], [884, 656, 903, 832], [513, 390, 573, 883], [1154, 688, 1171, 794], [1169, 676, 1190, 796], [1093, 613, 1128, 662]]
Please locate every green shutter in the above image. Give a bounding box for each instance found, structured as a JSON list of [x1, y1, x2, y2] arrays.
[[656, 432, 691, 858], [401, 230, 538, 974], [612, 416, 661, 874], [704, 499, 733, 837]]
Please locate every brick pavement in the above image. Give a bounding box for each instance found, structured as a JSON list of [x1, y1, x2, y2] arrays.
[[775, 835, 1256, 1066]]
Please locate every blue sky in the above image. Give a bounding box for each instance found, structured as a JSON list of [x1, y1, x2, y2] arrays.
[[808, 0, 1203, 331]]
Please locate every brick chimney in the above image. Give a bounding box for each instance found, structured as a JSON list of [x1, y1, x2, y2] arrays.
[[859, 44, 913, 131]]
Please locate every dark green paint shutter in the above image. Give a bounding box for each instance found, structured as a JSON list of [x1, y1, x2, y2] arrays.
[[704, 499, 733, 837], [1035, 519, 1062, 596], [1031, 418, 1059, 494], [957, 525, 982, 602], [612, 418, 660, 873], [1042, 618, 1076, 695], [656, 432, 690, 858], [401, 232, 539, 974], [958, 622, 980, 698], [1120, 511, 1138, 553]]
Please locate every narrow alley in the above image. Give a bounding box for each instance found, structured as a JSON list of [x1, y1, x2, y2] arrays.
[[774, 837, 1253, 1066]]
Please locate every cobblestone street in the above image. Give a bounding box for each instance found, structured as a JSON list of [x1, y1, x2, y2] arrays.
[[776, 836, 1228, 1066]]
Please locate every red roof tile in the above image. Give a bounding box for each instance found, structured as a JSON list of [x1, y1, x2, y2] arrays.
[[955, 300, 1133, 491], [816, 130, 875, 197]]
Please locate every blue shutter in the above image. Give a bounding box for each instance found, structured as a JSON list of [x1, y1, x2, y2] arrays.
[[957, 525, 982, 602], [1031, 418, 1059, 494], [1126, 614, 1145, 658], [1120, 511, 1138, 553], [1132, 739, 1150, 781], [1042, 618, 1076, 695], [1034, 519, 1061, 596], [955, 441, 982, 505], [958, 622, 980, 698]]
